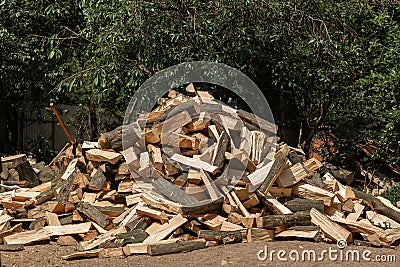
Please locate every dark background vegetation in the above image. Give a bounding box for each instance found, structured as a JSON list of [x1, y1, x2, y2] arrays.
[[1, 1, 399, 173]]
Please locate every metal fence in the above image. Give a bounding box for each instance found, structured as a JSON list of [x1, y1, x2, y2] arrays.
[[20, 103, 79, 151]]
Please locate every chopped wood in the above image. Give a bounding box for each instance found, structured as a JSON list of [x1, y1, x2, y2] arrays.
[[373, 196, 400, 223], [76, 202, 113, 230], [275, 228, 320, 241], [2, 89, 397, 258], [247, 228, 274, 242], [62, 249, 102, 260], [45, 212, 61, 226], [346, 202, 365, 221], [261, 211, 311, 229], [57, 235, 79, 246], [15, 161, 40, 187], [237, 109, 278, 134], [329, 216, 382, 235], [86, 149, 123, 165], [171, 154, 219, 174], [136, 205, 168, 224], [143, 214, 187, 243], [285, 198, 324, 213], [4, 222, 92, 245], [269, 187, 292, 198], [310, 208, 352, 243], [258, 153, 288, 194], [123, 239, 179, 255], [153, 178, 200, 206], [366, 210, 400, 229], [277, 162, 310, 187], [292, 182, 335, 206], [147, 239, 206, 256], [198, 230, 242, 244], [88, 168, 106, 191], [256, 191, 292, 215]]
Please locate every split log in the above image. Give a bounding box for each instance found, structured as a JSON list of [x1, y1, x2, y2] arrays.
[[277, 162, 310, 187], [136, 205, 168, 224], [86, 149, 123, 165], [285, 198, 324, 213], [269, 187, 292, 198], [98, 126, 123, 151], [275, 228, 321, 242], [256, 191, 292, 215], [123, 239, 179, 255], [4, 222, 92, 245], [329, 216, 381, 235], [259, 154, 288, 193], [247, 228, 274, 242], [373, 196, 400, 223], [366, 210, 400, 229], [310, 208, 352, 243], [143, 214, 187, 243], [211, 131, 229, 169], [88, 168, 106, 191], [62, 249, 102, 261], [57, 235, 79, 246], [147, 239, 206, 256], [179, 198, 224, 216], [153, 178, 201, 206], [77, 202, 113, 230], [346, 202, 365, 221], [14, 161, 39, 187], [261, 211, 311, 228], [198, 230, 242, 244], [170, 154, 219, 174], [322, 163, 354, 185], [237, 109, 277, 134], [118, 229, 149, 244], [292, 182, 335, 206], [288, 151, 304, 164], [0, 244, 24, 251]]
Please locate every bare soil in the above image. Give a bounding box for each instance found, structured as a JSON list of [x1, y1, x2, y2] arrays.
[[1, 241, 399, 267]]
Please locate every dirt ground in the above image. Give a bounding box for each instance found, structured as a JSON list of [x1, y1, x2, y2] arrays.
[[1, 241, 399, 267]]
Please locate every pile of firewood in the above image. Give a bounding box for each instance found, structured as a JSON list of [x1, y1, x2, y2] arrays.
[[0, 88, 399, 260]]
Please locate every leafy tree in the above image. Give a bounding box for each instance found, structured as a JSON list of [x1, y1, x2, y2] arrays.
[[0, 0, 83, 153], [1, 0, 399, 169]]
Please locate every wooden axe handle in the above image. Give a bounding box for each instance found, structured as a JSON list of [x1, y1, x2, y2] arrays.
[[50, 103, 76, 145]]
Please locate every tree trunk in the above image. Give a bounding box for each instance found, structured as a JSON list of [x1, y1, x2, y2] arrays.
[[89, 99, 98, 141], [279, 92, 300, 147]]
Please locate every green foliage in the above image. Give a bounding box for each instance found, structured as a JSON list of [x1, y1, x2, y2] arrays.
[[1, 0, 399, 166], [27, 135, 57, 163], [0, 0, 83, 152], [382, 183, 400, 206]]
